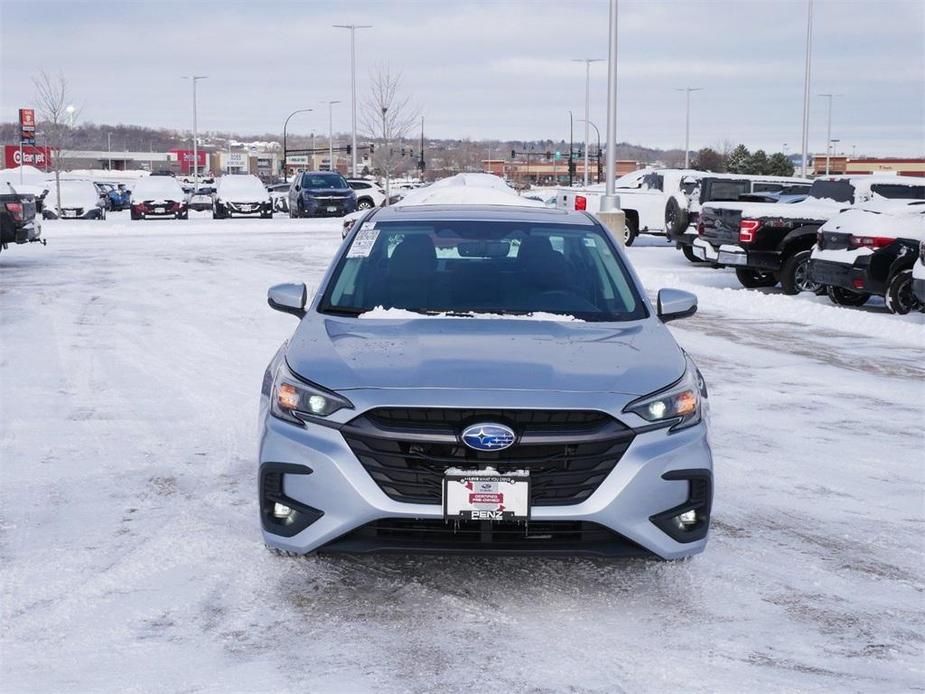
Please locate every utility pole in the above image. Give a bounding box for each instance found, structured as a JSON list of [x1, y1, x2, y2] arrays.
[[818, 93, 841, 175], [182, 75, 207, 188], [325, 100, 341, 172], [676, 87, 703, 169], [282, 108, 313, 178], [573, 58, 604, 186], [568, 111, 574, 187], [580, 119, 602, 183], [800, 0, 814, 177], [107, 132, 112, 170], [418, 115, 425, 178], [382, 105, 390, 203], [601, 0, 620, 213], [333, 24, 372, 178]]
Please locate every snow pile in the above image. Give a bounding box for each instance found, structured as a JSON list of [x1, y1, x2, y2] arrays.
[[0, 165, 47, 183], [356, 306, 584, 321], [395, 173, 543, 207]]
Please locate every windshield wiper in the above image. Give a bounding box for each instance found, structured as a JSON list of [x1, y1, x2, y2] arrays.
[[320, 306, 367, 317]]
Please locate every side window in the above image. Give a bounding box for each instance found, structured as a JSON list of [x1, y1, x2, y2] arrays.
[[642, 173, 663, 191], [870, 184, 925, 200], [752, 183, 783, 193]]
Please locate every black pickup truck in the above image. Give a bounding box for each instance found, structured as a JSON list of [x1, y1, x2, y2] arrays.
[[1, 183, 43, 255], [690, 176, 925, 294]]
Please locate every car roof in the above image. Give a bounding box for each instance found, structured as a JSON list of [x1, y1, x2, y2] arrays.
[[370, 204, 595, 225]]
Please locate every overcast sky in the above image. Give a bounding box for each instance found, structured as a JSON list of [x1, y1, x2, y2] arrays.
[[2, 0, 923, 156]]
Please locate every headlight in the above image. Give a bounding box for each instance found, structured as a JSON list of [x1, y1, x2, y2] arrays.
[[623, 357, 705, 432], [270, 361, 353, 423]]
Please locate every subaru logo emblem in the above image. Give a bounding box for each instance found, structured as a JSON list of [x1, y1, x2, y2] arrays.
[[461, 423, 516, 452]]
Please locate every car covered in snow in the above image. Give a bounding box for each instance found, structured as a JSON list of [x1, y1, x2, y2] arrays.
[[130, 176, 189, 220], [557, 169, 810, 246], [288, 171, 357, 218], [259, 204, 713, 560], [213, 175, 272, 219], [347, 178, 387, 210], [42, 179, 107, 220], [809, 200, 925, 314], [188, 186, 215, 212], [692, 175, 925, 294]]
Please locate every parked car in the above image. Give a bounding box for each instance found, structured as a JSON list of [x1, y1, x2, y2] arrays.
[[346, 178, 387, 210], [809, 200, 925, 314], [130, 176, 189, 220], [213, 175, 273, 219], [189, 186, 215, 212], [692, 176, 925, 294], [267, 183, 290, 213], [288, 171, 357, 218], [259, 204, 712, 559], [912, 240, 925, 306], [558, 169, 810, 246], [1, 182, 43, 254], [42, 180, 107, 220]]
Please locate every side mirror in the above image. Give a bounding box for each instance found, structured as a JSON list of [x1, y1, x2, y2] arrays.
[[268, 282, 307, 318], [657, 289, 697, 323], [294, 184, 301, 192]]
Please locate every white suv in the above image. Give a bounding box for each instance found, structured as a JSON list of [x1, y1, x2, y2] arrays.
[[346, 179, 386, 210]]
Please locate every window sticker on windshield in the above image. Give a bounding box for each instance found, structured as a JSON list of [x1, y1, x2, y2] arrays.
[[583, 237, 597, 247], [347, 226, 380, 257]]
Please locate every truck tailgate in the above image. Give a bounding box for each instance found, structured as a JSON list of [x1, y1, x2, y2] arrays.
[[700, 207, 740, 245]]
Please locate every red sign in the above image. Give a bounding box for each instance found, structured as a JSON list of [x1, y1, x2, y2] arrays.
[[169, 148, 207, 174], [4, 145, 52, 169], [19, 108, 36, 142]]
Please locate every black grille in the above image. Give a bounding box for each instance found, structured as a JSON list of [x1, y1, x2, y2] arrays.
[[342, 408, 634, 506], [323, 519, 649, 557]]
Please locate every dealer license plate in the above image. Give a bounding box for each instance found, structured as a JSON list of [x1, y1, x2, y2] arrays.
[[327, 206, 338, 212], [443, 469, 530, 521], [155, 207, 165, 214]]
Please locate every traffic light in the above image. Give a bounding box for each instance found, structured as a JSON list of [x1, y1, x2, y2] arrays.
[[369, 144, 375, 153], [511, 149, 516, 159], [546, 151, 551, 160], [346, 144, 352, 155]]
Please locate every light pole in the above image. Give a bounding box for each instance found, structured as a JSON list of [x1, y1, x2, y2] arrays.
[[325, 100, 341, 173], [282, 108, 313, 178], [333, 24, 372, 178], [579, 119, 601, 183], [819, 93, 842, 175], [800, 0, 814, 177], [675, 87, 703, 169], [107, 132, 112, 170], [829, 138, 841, 170], [182, 75, 207, 188], [573, 58, 604, 186], [601, 0, 619, 212], [381, 105, 390, 203]]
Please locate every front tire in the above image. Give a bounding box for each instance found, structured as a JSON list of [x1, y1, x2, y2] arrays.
[[780, 250, 820, 295], [735, 268, 778, 288], [623, 215, 639, 246], [885, 269, 920, 314], [826, 285, 870, 307]]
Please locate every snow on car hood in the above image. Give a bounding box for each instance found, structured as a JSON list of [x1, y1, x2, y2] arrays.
[[132, 177, 185, 200], [216, 175, 268, 201], [286, 315, 685, 396], [43, 181, 99, 209], [819, 203, 925, 241], [704, 198, 847, 220]]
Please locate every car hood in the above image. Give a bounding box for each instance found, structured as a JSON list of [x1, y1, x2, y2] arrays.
[[304, 187, 353, 196], [286, 316, 686, 396]]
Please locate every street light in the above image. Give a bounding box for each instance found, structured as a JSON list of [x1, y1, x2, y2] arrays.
[[573, 58, 604, 186], [107, 132, 112, 170], [800, 0, 814, 177], [579, 119, 601, 183], [333, 24, 372, 177], [601, 0, 620, 213], [181, 75, 207, 188], [283, 108, 314, 177], [65, 104, 76, 127], [675, 87, 703, 169], [818, 93, 843, 175], [324, 100, 342, 173]]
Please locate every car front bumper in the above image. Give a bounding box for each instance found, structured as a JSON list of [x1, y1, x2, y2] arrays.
[[258, 390, 713, 560]]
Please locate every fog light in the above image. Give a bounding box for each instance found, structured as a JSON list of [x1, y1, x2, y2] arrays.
[[678, 509, 697, 526], [273, 502, 292, 519]]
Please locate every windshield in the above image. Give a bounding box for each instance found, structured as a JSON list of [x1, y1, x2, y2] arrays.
[[301, 173, 347, 189], [809, 179, 855, 203], [132, 177, 184, 200], [321, 220, 648, 322]]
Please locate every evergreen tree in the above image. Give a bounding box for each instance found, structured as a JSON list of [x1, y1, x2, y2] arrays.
[[767, 152, 795, 177], [726, 144, 751, 173], [746, 149, 769, 175], [692, 147, 725, 172]]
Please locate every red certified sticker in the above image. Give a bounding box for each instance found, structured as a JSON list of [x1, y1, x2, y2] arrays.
[[469, 493, 503, 504]]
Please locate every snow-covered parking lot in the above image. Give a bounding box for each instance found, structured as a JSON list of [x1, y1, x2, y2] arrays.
[[2, 212, 923, 693]]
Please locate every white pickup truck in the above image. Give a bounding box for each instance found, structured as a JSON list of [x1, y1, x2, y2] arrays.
[[557, 169, 810, 246]]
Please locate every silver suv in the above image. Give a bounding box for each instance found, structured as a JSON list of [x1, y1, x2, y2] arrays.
[[259, 205, 713, 559]]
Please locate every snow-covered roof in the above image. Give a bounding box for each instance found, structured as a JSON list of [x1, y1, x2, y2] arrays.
[[820, 202, 925, 241], [395, 173, 543, 208]]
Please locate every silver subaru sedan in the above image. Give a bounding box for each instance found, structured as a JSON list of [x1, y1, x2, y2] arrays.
[[259, 205, 712, 559]]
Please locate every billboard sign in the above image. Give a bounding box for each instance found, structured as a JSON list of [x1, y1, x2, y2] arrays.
[[5, 145, 51, 169], [19, 108, 36, 142], [169, 149, 208, 174]]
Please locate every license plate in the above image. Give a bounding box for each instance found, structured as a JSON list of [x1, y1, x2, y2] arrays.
[[444, 468, 530, 521], [63, 210, 76, 218], [155, 207, 165, 214], [327, 206, 337, 212]]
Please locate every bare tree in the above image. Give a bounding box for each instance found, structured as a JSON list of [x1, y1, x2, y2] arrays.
[[32, 71, 79, 216], [360, 64, 418, 200]]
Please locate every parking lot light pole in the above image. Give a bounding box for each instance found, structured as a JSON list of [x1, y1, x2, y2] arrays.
[[282, 108, 313, 178], [573, 58, 603, 186], [182, 75, 207, 189], [800, 0, 814, 177], [601, 0, 619, 213], [107, 132, 112, 170], [675, 87, 703, 169], [333, 24, 372, 178], [579, 119, 601, 182], [325, 100, 341, 173], [819, 93, 842, 175]]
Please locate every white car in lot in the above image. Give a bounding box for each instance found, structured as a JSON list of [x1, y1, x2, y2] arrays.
[[346, 179, 387, 210], [213, 174, 273, 219], [42, 179, 107, 220]]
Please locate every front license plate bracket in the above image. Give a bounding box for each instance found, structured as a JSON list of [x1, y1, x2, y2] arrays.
[[443, 468, 530, 522]]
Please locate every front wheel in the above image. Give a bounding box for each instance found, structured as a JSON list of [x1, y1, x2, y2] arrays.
[[780, 250, 820, 295], [826, 285, 870, 307], [885, 269, 920, 314], [623, 215, 639, 246], [357, 199, 374, 211], [735, 268, 778, 288]]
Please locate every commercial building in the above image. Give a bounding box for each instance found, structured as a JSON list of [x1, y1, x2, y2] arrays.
[[812, 156, 925, 177], [483, 159, 640, 185]]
